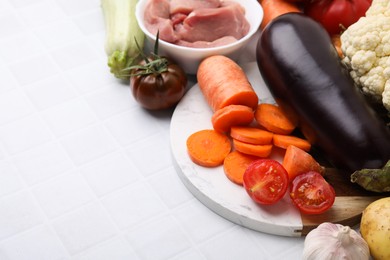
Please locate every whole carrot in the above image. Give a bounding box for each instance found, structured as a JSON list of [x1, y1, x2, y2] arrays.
[[197, 55, 259, 112], [259, 0, 301, 30]]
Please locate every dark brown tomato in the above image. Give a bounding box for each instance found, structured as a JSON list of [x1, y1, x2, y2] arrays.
[[130, 58, 187, 110]]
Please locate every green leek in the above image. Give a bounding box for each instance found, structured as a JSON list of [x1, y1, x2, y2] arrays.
[[101, 0, 145, 80]]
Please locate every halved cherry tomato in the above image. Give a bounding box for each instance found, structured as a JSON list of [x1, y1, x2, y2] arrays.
[[290, 171, 336, 215], [243, 159, 289, 205]]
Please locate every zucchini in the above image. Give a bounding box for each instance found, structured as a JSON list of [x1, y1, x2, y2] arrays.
[[101, 0, 145, 80], [256, 13, 390, 192]]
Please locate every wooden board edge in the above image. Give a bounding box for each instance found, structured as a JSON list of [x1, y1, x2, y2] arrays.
[[296, 196, 383, 236]]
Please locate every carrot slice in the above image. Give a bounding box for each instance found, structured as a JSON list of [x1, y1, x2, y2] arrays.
[[273, 134, 311, 151], [233, 139, 273, 158], [186, 129, 231, 167], [230, 126, 273, 145], [197, 55, 259, 112], [254, 103, 296, 135], [259, 0, 301, 30], [211, 105, 254, 133], [283, 145, 325, 181], [223, 151, 258, 185]]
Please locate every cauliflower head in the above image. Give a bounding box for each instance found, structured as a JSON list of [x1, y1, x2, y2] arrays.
[[341, 0, 390, 112]]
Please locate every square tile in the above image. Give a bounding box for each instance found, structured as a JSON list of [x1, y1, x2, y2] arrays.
[[52, 202, 116, 255], [0, 64, 18, 93], [60, 124, 117, 165], [65, 60, 116, 94], [9, 0, 44, 8], [81, 151, 139, 196], [277, 245, 305, 260], [33, 170, 95, 218], [24, 74, 77, 110], [147, 109, 174, 131], [42, 97, 96, 137], [125, 133, 172, 177], [126, 215, 191, 260], [0, 191, 44, 241], [84, 32, 106, 60], [105, 108, 161, 147], [34, 20, 84, 49], [17, 0, 66, 28], [101, 181, 166, 229], [12, 141, 73, 185], [0, 11, 24, 39], [171, 249, 206, 260], [0, 1, 12, 10], [50, 41, 98, 71], [0, 88, 34, 125], [84, 85, 133, 120], [247, 227, 305, 258], [73, 237, 140, 260], [199, 226, 263, 260], [8, 54, 59, 85], [174, 200, 234, 243], [0, 161, 23, 198], [0, 115, 52, 155], [0, 225, 69, 260], [0, 32, 43, 64], [73, 9, 104, 35], [148, 167, 193, 209], [0, 146, 5, 160], [55, 0, 99, 16]]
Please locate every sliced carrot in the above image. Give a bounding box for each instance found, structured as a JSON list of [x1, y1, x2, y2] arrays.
[[211, 105, 254, 133], [223, 151, 258, 185], [259, 0, 301, 30], [186, 129, 231, 167], [197, 55, 259, 112], [273, 134, 311, 151], [254, 103, 297, 135], [233, 139, 273, 158], [230, 126, 273, 145], [283, 145, 325, 181]]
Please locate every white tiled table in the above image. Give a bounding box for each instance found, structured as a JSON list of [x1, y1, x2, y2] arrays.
[[0, 0, 305, 259]]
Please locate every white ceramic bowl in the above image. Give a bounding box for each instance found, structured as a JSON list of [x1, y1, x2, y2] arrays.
[[135, 0, 263, 74]]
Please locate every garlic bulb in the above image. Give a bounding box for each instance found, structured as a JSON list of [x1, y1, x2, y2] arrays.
[[302, 222, 370, 260]]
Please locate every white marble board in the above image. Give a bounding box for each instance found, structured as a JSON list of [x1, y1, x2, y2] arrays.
[[170, 62, 305, 237]]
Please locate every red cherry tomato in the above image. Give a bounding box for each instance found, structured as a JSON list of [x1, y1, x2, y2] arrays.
[[304, 0, 372, 35], [290, 171, 336, 215], [243, 159, 289, 205]]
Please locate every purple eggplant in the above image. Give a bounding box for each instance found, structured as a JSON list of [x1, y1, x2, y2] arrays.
[[256, 13, 390, 184]]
